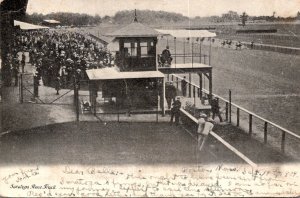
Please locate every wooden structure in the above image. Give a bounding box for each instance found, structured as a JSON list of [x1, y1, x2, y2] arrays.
[[86, 11, 166, 115], [156, 29, 216, 103]]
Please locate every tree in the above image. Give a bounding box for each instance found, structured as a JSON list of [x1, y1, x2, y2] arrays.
[[240, 12, 248, 26]]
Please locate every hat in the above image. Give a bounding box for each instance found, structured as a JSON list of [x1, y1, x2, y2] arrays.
[[199, 113, 207, 118], [176, 97, 181, 100]]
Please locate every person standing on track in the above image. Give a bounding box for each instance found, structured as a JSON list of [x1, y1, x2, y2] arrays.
[[197, 114, 214, 151]]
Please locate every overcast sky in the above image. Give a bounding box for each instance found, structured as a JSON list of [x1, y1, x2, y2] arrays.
[[25, 0, 300, 17]]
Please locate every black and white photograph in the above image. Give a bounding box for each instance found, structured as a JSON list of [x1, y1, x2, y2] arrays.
[[0, 0, 299, 197]]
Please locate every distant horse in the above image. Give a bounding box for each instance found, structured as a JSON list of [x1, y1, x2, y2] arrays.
[[226, 40, 232, 48], [236, 42, 243, 50], [221, 40, 226, 47], [250, 41, 254, 49]]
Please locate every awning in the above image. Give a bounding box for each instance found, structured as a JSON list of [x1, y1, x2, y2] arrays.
[[43, 19, 60, 24], [14, 20, 49, 30], [156, 29, 216, 38], [86, 67, 165, 80]]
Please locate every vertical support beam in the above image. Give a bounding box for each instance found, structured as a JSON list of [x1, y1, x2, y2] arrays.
[[237, 108, 240, 127], [264, 122, 268, 144], [199, 73, 202, 99], [162, 78, 166, 116], [229, 89, 232, 123], [183, 38, 185, 64], [209, 38, 212, 65], [20, 73, 23, 103], [156, 78, 159, 122], [281, 131, 286, 153], [199, 39, 202, 63], [193, 86, 196, 99], [188, 73, 192, 98], [174, 37, 176, 67], [191, 41, 194, 67], [208, 70, 212, 104], [249, 114, 252, 136]]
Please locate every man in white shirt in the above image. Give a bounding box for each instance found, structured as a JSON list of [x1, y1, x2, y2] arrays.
[[197, 114, 214, 151]]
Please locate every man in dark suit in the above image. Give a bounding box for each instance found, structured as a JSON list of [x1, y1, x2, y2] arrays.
[[170, 97, 181, 125]]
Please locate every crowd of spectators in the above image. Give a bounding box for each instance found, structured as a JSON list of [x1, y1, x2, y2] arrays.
[[2, 29, 113, 88]]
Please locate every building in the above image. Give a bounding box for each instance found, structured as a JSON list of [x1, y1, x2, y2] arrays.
[[42, 19, 61, 27]]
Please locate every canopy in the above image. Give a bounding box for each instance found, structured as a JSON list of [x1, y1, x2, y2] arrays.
[[156, 29, 216, 38], [86, 67, 164, 80], [43, 19, 60, 24], [14, 20, 49, 30], [107, 22, 161, 38]]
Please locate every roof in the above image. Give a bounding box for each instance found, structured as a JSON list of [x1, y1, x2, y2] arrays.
[[86, 67, 164, 80], [14, 20, 49, 30], [107, 22, 161, 38], [167, 63, 212, 69], [43, 19, 60, 24], [156, 29, 216, 38]]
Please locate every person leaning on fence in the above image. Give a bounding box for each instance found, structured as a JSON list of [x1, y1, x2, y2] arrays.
[[197, 114, 214, 151], [170, 97, 181, 125], [211, 96, 223, 122]]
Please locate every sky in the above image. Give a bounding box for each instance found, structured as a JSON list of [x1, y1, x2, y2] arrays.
[[25, 0, 300, 17]]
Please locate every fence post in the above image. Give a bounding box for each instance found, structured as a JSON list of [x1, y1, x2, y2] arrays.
[[20, 73, 23, 103], [237, 108, 240, 127], [264, 122, 268, 144], [249, 114, 252, 136], [74, 83, 79, 122], [281, 131, 286, 153], [225, 102, 228, 121], [188, 73, 192, 98], [229, 89, 232, 123]]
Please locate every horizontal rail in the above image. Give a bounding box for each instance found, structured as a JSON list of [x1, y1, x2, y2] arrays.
[[180, 108, 257, 168], [171, 74, 299, 140]]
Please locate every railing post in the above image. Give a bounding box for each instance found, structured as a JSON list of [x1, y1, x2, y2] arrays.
[[167, 74, 170, 82], [281, 131, 286, 153], [183, 39, 186, 64], [237, 108, 240, 127], [193, 86, 196, 98], [225, 102, 228, 121], [188, 73, 191, 98], [176, 77, 179, 89], [249, 114, 252, 136], [192, 41, 194, 67], [171, 75, 174, 82], [264, 122, 268, 144], [229, 89, 232, 123], [174, 37, 176, 66], [20, 73, 23, 103]]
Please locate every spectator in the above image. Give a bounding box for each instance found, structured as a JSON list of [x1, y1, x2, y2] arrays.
[[197, 114, 214, 151], [170, 97, 181, 125], [181, 76, 187, 97], [211, 96, 223, 122], [161, 46, 172, 66], [165, 82, 177, 109]]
